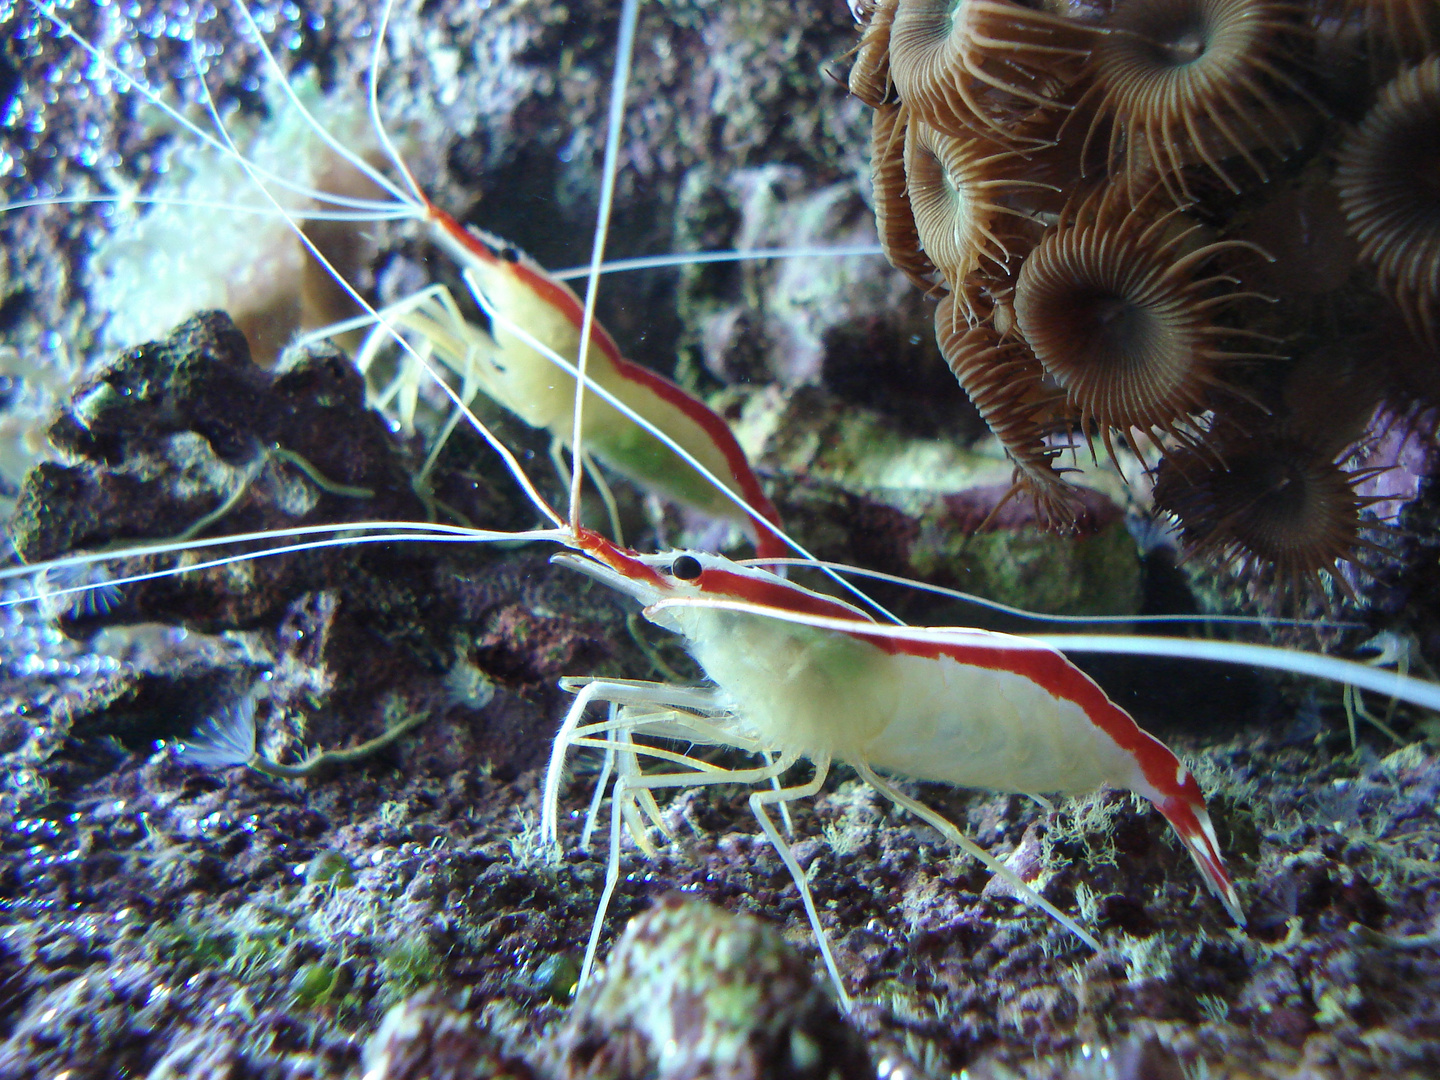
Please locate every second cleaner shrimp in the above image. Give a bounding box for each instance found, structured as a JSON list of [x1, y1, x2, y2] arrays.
[[16, 0, 796, 564]]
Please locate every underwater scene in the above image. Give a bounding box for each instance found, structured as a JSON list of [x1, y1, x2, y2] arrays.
[[1, 0, 1439, 1075]]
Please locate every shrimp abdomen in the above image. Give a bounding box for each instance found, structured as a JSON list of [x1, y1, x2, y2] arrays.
[[676, 607, 1139, 794], [863, 652, 1140, 794]]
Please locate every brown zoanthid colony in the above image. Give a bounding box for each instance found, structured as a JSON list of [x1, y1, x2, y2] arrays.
[[850, 0, 1440, 599]]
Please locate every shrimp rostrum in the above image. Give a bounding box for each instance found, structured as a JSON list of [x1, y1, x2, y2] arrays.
[[542, 525, 1245, 1008]]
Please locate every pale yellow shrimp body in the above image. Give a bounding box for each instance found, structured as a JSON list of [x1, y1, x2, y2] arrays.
[[424, 206, 789, 560], [689, 616, 1150, 799], [556, 532, 1242, 909], [587, 545, 1168, 800]]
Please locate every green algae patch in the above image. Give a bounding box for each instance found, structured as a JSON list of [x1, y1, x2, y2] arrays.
[[910, 501, 1143, 619], [377, 933, 443, 1009]]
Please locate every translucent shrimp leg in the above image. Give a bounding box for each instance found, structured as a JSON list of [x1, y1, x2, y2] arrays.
[[541, 678, 727, 853], [853, 761, 1101, 949], [746, 753, 845, 1007], [577, 709, 805, 988]]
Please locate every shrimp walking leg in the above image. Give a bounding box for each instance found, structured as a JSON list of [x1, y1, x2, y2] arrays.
[[577, 733, 803, 986], [572, 718, 794, 846], [768, 750, 797, 838], [579, 715, 619, 853], [747, 753, 847, 1009], [570, 721, 700, 854], [587, 768, 632, 987], [348, 284, 468, 426], [853, 762, 1102, 950], [542, 679, 727, 852], [351, 284, 495, 486], [576, 720, 708, 852]]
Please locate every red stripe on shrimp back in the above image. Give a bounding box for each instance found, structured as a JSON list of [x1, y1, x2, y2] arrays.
[[427, 206, 786, 558], [426, 205, 632, 364], [602, 357, 787, 562], [695, 566, 880, 628], [688, 556, 1185, 797], [884, 633, 1186, 795]]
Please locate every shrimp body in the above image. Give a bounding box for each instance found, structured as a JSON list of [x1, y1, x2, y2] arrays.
[[422, 204, 788, 560], [705, 628, 1153, 799], [556, 525, 1244, 948]]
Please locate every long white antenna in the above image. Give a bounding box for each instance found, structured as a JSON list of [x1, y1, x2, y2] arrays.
[[6, 527, 565, 610], [226, 0, 420, 209], [550, 244, 887, 280], [569, 0, 643, 527], [30, 1, 409, 215], [366, 0, 427, 206], [186, 31, 564, 529]]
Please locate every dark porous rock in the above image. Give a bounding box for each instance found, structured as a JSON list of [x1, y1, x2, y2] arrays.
[[549, 894, 872, 1080], [14, 311, 420, 567], [4, 310, 589, 776], [44, 309, 272, 465], [10, 310, 430, 625]]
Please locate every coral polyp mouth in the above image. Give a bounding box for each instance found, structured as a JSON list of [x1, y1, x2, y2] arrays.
[[1151, 430, 1379, 597], [1027, 282, 1184, 403], [890, 0, 1092, 139], [904, 119, 1026, 293], [1079, 0, 1311, 196], [1012, 186, 1264, 453], [1336, 56, 1440, 349]]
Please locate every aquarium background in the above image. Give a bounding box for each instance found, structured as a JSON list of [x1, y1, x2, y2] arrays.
[[0, 0, 1438, 1077]]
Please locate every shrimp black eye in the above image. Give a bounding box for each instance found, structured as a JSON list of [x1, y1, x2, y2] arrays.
[[670, 555, 702, 580], [500, 245, 520, 263]]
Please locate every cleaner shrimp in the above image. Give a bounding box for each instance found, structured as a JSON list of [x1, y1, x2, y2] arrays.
[[5, 0, 1440, 1052], [2, 0, 891, 562]]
